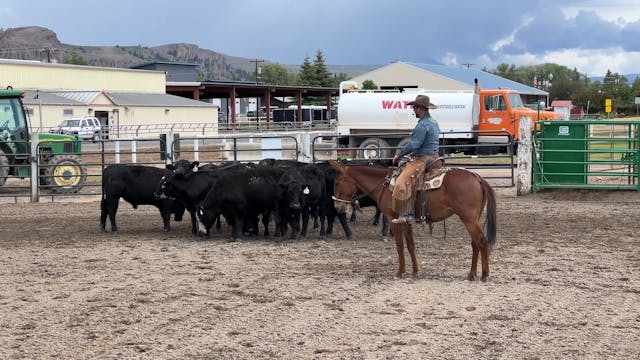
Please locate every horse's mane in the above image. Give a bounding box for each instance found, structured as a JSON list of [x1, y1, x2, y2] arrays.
[[344, 164, 393, 179]]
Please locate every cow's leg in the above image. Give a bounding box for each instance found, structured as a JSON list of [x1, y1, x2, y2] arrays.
[[215, 214, 222, 231], [189, 209, 198, 236], [381, 215, 390, 241], [159, 205, 172, 232], [107, 197, 119, 232], [300, 207, 310, 237], [231, 214, 244, 241], [100, 198, 108, 232], [318, 201, 327, 237], [262, 211, 271, 238], [373, 208, 382, 226], [288, 212, 299, 240], [337, 212, 352, 238]]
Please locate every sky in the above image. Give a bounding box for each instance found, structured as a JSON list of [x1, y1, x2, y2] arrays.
[[2, 0, 640, 77]]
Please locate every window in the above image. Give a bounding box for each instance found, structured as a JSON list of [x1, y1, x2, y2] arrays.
[[63, 109, 73, 116]]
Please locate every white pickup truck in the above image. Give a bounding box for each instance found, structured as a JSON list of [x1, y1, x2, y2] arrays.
[[49, 116, 105, 141]]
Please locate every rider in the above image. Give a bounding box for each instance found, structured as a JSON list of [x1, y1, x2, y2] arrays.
[[391, 94, 440, 224]]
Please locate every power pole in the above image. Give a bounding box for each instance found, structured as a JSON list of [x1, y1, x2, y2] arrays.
[[462, 63, 475, 68], [250, 59, 264, 84]]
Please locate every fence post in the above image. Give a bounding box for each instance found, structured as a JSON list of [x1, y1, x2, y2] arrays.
[[30, 134, 40, 203], [517, 116, 532, 195], [131, 138, 137, 164]]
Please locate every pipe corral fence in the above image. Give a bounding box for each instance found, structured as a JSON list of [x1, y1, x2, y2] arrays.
[[532, 120, 639, 191], [2, 130, 519, 203]]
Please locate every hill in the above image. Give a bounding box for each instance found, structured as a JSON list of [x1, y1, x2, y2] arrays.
[[0, 26, 374, 82]]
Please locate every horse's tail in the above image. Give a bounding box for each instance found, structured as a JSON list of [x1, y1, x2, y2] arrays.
[[480, 177, 497, 251]]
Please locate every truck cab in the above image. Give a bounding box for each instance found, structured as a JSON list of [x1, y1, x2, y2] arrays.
[[479, 89, 559, 143]]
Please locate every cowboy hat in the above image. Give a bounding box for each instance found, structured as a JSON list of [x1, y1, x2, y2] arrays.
[[407, 94, 437, 109]]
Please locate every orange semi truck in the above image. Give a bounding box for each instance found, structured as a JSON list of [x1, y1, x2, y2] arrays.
[[336, 80, 559, 157]]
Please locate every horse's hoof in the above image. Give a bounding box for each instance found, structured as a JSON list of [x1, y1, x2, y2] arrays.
[[381, 236, 390, 242], [467, 273, 477, 281]]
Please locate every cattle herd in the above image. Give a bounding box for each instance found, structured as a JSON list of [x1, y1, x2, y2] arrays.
[[99, 159, 392, 241]]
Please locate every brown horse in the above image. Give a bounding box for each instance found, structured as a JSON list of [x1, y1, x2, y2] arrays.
[[328, 160, 497, 281]]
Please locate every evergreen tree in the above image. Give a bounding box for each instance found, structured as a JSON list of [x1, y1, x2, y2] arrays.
[[313, 50, 332, 87], [298, 56, 317, 86]]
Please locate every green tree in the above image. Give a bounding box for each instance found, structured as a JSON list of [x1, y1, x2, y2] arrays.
[[261, 63, 294, 85], [362, 79, 378, 89], [330, 73, 350, 88], [313, 50, 332, 87], [63, 51, 88, 65], [298, 56, 317, 86]]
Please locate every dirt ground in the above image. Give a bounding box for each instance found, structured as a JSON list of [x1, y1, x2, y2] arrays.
[[0, 188, 639, 359]]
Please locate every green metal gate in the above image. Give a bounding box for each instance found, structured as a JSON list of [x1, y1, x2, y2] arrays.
[[533, 120, 640, 192]]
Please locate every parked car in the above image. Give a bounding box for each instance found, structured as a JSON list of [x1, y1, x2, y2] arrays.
[[49, 116, 105, 141]]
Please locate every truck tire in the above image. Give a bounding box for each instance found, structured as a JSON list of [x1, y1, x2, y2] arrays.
[[43, 155, 87, 193], [359, 138, 390, 159], [397, 137, 411, 151], [0, 149, 9, 186]]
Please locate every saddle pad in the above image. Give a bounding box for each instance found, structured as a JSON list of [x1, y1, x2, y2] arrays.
[[421, 167, 449, 190]]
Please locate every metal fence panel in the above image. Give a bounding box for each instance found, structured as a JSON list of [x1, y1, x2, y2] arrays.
[[533, 120, 640, 192]]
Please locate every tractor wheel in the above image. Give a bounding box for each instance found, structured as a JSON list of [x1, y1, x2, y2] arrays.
[[0, 149, 9, 186], [43, 155, 87, 193]]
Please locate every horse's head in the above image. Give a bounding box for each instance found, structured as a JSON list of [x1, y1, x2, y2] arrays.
[[329, 161, 359, 214]]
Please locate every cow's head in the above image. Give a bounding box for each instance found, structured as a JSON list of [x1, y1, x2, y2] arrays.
[[167, 160, 200, 178], [279, 180, 303, 211]]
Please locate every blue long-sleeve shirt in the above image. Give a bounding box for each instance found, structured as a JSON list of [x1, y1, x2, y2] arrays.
[[397, 114, 440, 157]]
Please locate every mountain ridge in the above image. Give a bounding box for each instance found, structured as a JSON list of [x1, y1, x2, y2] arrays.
[[0, 26, 376, 82]]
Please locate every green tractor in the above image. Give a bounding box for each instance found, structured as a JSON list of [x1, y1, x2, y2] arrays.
[[0, 88, 87, 193]]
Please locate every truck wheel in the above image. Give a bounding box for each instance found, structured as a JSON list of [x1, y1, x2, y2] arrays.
[[92, 132, 101, 142], [0, 149, 9, 186], [397, 137, 411, 151], [43, 155, 87, 193], [359, 138, 390, 159]]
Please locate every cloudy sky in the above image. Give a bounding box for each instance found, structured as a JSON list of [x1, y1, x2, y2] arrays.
[[2, 0, 640, 76]]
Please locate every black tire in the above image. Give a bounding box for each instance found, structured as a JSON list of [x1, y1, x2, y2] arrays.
[[397, 137, 411, 151], [0, 149, 9, 187], [43, 154, 87, 193], [359, 138, 391, 159]]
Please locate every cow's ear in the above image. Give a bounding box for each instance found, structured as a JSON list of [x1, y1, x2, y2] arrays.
[[166, 164, 176, 171]]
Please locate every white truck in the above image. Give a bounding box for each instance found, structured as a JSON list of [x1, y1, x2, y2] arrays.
[[336, 80, 559, 157]]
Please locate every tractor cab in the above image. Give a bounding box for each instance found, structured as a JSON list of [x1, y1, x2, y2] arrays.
[[0, 88, 87, 192]]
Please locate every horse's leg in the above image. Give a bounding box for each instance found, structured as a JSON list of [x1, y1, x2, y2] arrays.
[[462, 219, 489, 281], [391, 223, 406, 278], [404, 224, 420, 278]]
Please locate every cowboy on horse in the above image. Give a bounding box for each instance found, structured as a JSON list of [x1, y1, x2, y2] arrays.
[[391, 94, 440, 224]]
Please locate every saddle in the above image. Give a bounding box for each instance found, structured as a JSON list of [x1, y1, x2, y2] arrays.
[[388, 156, 447, 191]]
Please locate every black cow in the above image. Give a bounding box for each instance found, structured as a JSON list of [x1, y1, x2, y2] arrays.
[[197, 166, 285, 241], [316, 161, 352, 239], [157, 160, 250, 236], [100, 164, 185, 232], [273, 164, 328, 239]]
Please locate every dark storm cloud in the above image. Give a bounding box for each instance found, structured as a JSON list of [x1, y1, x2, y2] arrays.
[[504, 8, 623, 55]]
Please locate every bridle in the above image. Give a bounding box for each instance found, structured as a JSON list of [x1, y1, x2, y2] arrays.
[[331, 173, 360, 209]]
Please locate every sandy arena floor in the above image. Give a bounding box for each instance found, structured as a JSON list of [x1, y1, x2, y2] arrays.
[[0, 188, 639, 359]]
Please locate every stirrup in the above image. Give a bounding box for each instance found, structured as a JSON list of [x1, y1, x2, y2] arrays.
[[392, 215, 414, 224]]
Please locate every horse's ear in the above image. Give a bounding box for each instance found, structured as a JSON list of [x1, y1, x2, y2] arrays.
[[328, 160, 341, 171]]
